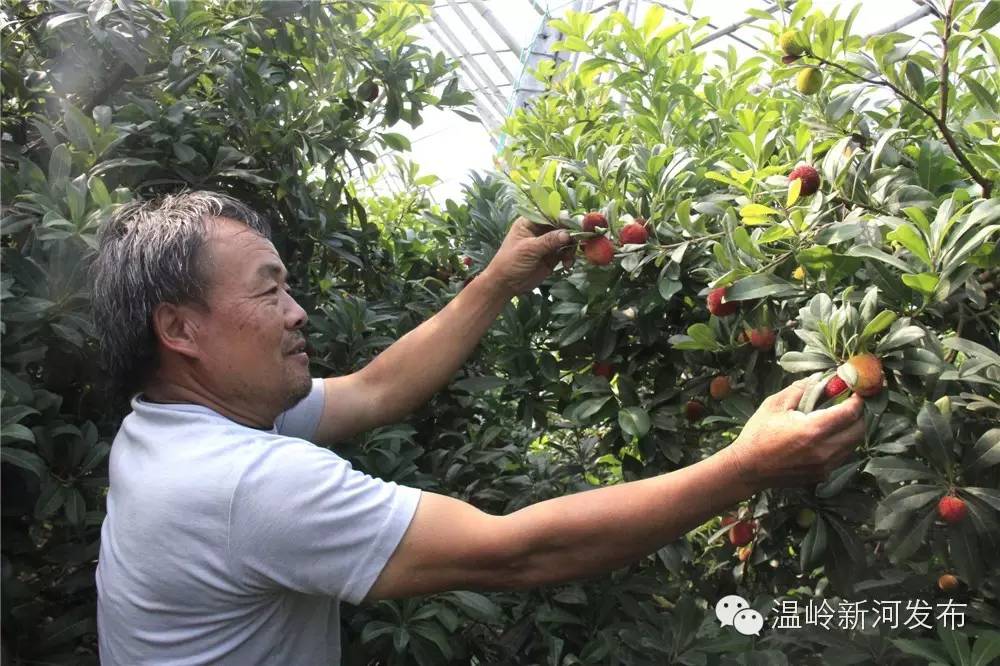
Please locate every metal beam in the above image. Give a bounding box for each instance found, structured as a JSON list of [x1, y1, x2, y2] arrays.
[[443, 0, 516, 83], [431, 11, 509, 111], [425, 22, 504, 130], [693, 1, 793, 49], [467, 0, 524, 55], [865, 6, 934, 38]]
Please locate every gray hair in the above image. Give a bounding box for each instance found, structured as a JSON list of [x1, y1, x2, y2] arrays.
[[90, 191, 272, 399]]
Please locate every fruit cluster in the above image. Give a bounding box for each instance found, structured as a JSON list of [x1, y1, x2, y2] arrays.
[[578, 212, 650, 266]]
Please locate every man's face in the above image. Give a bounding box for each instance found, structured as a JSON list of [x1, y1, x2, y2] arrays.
[[188, 217, 312, 419]]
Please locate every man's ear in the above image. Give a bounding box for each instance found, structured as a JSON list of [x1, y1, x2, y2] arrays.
[[151, 302, 203, 360]]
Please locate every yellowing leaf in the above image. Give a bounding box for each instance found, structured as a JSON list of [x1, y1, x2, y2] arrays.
[[787, 177, 802, 207], [740, 203, 781, 218], [742, 216, 771, 227], [731, 169, 754, 185]]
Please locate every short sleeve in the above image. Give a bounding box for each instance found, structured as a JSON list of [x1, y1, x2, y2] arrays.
[[273, 378, 325, 441], [227, 439, 421, 603]]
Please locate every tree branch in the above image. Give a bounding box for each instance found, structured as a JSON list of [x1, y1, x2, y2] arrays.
[[939, 0, 956, 128], [808, 53, 992, 199]]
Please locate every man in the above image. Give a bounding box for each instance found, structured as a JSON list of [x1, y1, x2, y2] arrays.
[[92, 191, 864, 664]]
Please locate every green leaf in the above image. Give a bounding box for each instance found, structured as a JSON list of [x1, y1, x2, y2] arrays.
[[901, 272, 940, 297], [847, 245, 913, 272], [796, 245, 836, 272], [779, 352, 836, 373], [732, 227, 765, 260], [34, 482, 66, 519], [816, 461, 859, 498], [800, 515, 827, 570], [1, 423, 36, 443], [886, 507, 936, 563], [380, 132, 411, 151], [64, 487, 86, 526], [963, 487, 1000, 512], [641, 5, 665, 36], [686, 323, 720, 350], [967, 429, 1000, 471], [89, 157, 157, 175], [887, 224, 931, 267], [545, 191, 561, 220], [915, 403, 953, 472], [218, 169, 275, 186], [452, 376, 507, 393], [863, 456, 936, 482], [892, 638, 950, 663], [0, 447, 47, 478], [47, 12, 87, 29], [618, 407, 651, 438], [859, 311, 897, 344], [904, 61, 925, 95], [949, 520, 983, 587], [874, 484, 940, 532], [876, 326, 926, 353], [973, 1, 1000, 31], [971, 631, 1000, 666], [48, 143, 72, 184], [938, 625, 972, 666], [173, 142, 197, 162], [573, 396, 612, 421], [942, 336, 1000, 366], [445, 591, 502, 622], [726, 274, 799, 300]]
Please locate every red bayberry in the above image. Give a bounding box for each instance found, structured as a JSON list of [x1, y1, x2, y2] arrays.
[[937, 495, 967, 525], [824, 375, 849, 399], [583, 237, 615, 265], [593, 362, 615, 379], [788, 165, 821, 196], [728, 520, 756, 547], [937, 574, 959, 592], [619, 221, 649, 245], [845, 354, 884, 397], [582, 211, 608, 233], [749, 328, 777, 351], [684, 399, 706, 422], [710, 376, 732, 400], [707, 287, 738, 317]]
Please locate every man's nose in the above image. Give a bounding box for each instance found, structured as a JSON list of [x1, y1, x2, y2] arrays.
[[285, 294, 307, 330]]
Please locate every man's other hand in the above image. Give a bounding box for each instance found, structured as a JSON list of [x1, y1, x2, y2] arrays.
[[481, 217, 575, 297], [727, 380, 866, 489]]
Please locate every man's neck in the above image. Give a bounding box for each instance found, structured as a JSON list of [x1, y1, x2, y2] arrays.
[[141, 381, 274, 430]]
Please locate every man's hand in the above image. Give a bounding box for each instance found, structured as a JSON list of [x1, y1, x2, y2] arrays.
[[481, 217, 575, 297], [726, 380, 866, 490]]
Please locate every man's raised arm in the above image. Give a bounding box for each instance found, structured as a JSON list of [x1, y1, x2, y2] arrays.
[[313, 219, 573, 445]]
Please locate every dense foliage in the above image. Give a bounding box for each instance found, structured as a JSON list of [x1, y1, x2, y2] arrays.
[[0, 1, 469, 662], [2, 0, 999, 665]]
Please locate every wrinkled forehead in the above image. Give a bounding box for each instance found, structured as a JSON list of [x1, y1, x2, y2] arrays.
[[201, 217, 284, 289]]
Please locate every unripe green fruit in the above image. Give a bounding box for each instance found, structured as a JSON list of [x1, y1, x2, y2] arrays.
[[796, 508, 817, 528], [796, 67, 823, 95], [779, 30, 804, 56]]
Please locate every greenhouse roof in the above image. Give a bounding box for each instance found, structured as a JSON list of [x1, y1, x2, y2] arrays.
[[388, 0, 938, 202]]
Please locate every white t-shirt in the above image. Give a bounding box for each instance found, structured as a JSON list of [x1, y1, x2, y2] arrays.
[[96, 378, 421, 665]]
